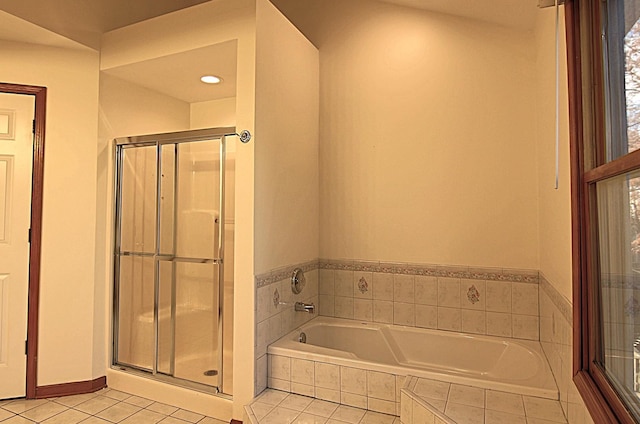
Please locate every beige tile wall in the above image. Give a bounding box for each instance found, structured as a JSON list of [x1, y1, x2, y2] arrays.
[[319, 260, 540, 341], [254, 261, 599, 423], [539, 274, 594, 424], [255, 262, 319, 395], [268, 353, 404, 415]]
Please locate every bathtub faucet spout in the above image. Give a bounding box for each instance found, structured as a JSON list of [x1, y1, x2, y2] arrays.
[[295, 301, 315, 314]]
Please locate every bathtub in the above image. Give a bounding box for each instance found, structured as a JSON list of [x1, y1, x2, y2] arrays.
[[268, 316, 558, 400]]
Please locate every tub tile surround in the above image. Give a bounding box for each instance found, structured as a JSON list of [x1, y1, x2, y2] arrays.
[[268, 354, 405, 416], [539, 274, 594, 424], [255, 262, 320, 394], [318, 259, 540, 341], [255, 260, 599, 423]]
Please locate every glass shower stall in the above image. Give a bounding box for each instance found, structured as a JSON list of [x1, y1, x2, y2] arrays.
[[112, 128, 234, 396]]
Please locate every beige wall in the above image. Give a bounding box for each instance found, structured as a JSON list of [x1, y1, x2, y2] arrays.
[[99, 0, 256, 419], [99, 74, 190, 137], [254, 0, 320, 275], [0, 39, 101, 385], [190, 97, 237, 129], [535, 7, 573, 301], [318, 3, 539, 270]]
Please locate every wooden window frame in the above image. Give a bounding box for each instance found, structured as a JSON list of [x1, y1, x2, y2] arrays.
[[569, 0, 640, 422]]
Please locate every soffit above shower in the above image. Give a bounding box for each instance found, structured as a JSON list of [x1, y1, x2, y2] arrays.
[[101, 40, 238, 104], [0, 0, 211, 50]]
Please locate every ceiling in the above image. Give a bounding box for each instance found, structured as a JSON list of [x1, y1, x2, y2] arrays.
[[0, 0, 541, 51], [377, 0, 538, 30], [0, 0, 538, 104], [103, 40, 238, 104], [270, 0, 538, 48], [0, 0, 210, 49]]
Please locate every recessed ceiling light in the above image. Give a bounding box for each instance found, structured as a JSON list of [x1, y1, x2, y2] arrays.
[[201, 75, 222, 84]]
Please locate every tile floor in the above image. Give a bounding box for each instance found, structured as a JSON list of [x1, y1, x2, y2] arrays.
[[0, 388, 227, 424], [245, 389, 401, 424]]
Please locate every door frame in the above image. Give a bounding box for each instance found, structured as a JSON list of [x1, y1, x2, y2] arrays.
[[0, 82, 47, 399]]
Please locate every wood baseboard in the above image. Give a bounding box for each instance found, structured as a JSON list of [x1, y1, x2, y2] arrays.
[[35, 376, 106, 399], [230, 420, 242, 424]]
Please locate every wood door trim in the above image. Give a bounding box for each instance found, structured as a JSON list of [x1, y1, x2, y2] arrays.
[[0, 82, 46, 399]]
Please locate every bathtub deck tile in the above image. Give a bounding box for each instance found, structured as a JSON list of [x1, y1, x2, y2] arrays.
[[485, 390, 525, 416], [525, 418, 568, 424], [405, 377, 568, 424], [444, 402, 485, 424], [485, 409, 527, 424], [522, 396, 567, 423], [413, 379, 451, 401], [448, 384, 485, 408]]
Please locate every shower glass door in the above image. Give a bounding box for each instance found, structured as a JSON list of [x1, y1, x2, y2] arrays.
[[113, 128, 233, 395]]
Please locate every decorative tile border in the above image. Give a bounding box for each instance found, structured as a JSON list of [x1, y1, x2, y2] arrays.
[[256, 259, 540, 288], [256, 260, 319, 288], [601, 273, 640, 289], [318, 259, 539, 284], [539, 273, 571, 324]]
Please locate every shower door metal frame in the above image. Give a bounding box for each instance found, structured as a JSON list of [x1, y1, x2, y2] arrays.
[[112, 127, 234, 396]]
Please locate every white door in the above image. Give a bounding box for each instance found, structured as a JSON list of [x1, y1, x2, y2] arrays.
[[0, 93, 34, 399]]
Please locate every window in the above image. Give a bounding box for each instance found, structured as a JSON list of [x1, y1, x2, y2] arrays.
[[570, 0, 640, 422]]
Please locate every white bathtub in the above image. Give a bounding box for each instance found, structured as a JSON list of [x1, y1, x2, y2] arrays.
[[268, 316, 558, 399]]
